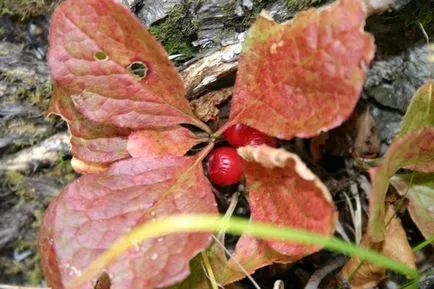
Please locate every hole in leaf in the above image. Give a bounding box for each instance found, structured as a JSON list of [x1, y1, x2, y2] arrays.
[[127, 61, 148, 79], [94, 51, 108, 61], [94, 272, 111, 289]]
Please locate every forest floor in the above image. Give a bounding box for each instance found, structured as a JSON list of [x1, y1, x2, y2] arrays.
[[0, 0, 433, 288]]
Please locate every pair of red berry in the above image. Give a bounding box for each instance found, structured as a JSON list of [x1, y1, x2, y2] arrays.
[[207, 124, 277, 186]]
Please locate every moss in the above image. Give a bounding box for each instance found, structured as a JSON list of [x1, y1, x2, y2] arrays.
[[4, 171, 35, 202], [0, 0, 59, 20], [2, 68, 30, 83], [5, 170, 26, 188], [9, 239, 44, 285], [222, 0, 237, 17], [46, 153, 78, 185], [17, 81, 53, 111], [149, 3, 198, 58]]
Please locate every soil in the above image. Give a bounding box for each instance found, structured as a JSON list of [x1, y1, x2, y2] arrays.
[[0, 0, 432, 288]]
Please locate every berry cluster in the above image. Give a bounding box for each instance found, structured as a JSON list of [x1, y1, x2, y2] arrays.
[[207, 124, 277, 186]]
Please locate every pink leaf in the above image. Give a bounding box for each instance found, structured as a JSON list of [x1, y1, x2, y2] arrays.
[[50, 87, 131, 168], [127, 127, 203, 158], [48, 0, 208, 131], [40, 155, 217, 289]]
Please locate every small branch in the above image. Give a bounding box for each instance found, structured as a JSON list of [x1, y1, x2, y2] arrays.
[[181, 44, 240, 99], [0, 132, 70, 173], [0, 285, 49, 289]]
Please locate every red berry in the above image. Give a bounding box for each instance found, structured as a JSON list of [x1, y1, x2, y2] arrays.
[[224, 123, 277, 147], [207, 147, 243, 186]]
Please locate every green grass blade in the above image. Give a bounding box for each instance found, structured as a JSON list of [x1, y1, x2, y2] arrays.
[[412, 235, 434, 252], [68, 214, 420, 289]]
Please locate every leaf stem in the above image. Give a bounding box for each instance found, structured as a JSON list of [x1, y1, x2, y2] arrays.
[[68, 214, 420, 289], [201, 251, 219, 289]]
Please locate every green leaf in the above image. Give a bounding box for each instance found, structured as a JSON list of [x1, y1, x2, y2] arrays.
[[391, 174, 434, 241], [400, 82, 434, 136]]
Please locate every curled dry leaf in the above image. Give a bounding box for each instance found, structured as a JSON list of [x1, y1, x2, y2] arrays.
[[70, 157, 111, 175], [368, 127, 434, 242], [190, 87, 233, 122], [340, 206, 416, 289], [40, 154, 217, 289], [238, 144, 317, 177], [228, 0, 375, 140], [391, 174, 434, 241], [127, 126, 203, 158]]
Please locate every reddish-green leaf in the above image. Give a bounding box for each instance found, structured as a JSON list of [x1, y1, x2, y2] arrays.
[[48, 0, 207, 131], [399, 82, 434, 172], [391, 174, 434, 240], [40, 154, 217, 289], [227, 0, 375, 139], [368, 127, 434, 242], [127, 127, 202, 158]]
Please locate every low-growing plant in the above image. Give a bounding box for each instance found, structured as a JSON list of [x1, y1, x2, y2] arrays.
[[38, 0, 433, 289]]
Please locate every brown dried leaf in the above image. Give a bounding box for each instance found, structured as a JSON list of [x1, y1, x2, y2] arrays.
[[190, 87, 233, 122], [340, 206, 416, 289], [310, 106, 380, 161]]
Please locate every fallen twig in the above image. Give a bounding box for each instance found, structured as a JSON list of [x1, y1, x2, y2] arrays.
[[0, 132, 70, 173], [0, 285, 49, 289]]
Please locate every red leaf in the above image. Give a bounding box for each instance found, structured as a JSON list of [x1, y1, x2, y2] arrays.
[[368, 127, 434, 242], [127, 127, 202, 158], [176, 146, 336, 286], [71, 137, 129, 163], [50, 87, 131, 166], [228, 0, 375, 139], [48, 0, 208, 131], [238, 145, 336, 255], [40, 154, 218, 289]]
